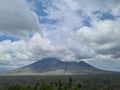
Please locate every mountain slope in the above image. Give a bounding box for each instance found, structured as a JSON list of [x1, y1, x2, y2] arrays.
[[4, 57, 105, 75]]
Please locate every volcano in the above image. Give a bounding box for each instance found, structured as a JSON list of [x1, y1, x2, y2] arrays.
[[5, 57, 105, 75]]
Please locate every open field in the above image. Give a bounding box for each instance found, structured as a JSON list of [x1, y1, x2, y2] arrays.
[[0, 73, 120, 90]]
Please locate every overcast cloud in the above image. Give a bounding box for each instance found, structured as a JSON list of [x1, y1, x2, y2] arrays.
[[0, 0, 120, 71], [0, 0, 41, 38]]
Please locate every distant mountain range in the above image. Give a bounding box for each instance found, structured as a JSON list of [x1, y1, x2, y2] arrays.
[[2, 57, 107, 75]]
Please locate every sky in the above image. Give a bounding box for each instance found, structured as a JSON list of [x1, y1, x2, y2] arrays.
[[0, 0, 120, 72]]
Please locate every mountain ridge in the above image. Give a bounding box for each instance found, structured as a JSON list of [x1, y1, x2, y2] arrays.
[[22, 57, 98, 71], [2, 57, 106, 75]]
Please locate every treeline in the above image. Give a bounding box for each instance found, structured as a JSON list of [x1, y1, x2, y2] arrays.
[[7, 78, 82, 90], [3, 77, 120, 90]]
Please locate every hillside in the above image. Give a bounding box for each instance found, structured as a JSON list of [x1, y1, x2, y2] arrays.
[[2, 57, 106, 75]]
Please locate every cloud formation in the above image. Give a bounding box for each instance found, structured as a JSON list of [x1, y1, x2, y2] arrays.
[[0, 0, 41, 38], [37, 0, 120, 71], [76, 19, 120, 59], [0, 0, 120, 71]]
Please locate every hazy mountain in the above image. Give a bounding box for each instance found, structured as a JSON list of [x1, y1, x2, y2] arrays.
[[3, 57, 105, 75]]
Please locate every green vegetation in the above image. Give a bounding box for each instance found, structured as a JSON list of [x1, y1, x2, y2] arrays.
[[0, 74, 120, 90], [6, 78, 82, 90]]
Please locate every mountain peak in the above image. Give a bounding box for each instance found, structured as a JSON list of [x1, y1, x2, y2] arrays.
[[79, 61, 89, 65], [42, 57, 59, 60], [12, 57, 103, 75], [41, 57, 60, 61], [78, 61, 95, 68], [38, 57, 62, 64]]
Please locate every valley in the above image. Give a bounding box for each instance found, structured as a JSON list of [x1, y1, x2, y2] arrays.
[[0, 73, 120, 90]]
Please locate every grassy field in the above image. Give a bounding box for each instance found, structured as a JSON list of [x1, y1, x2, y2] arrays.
[[0, 73, 120, 90]]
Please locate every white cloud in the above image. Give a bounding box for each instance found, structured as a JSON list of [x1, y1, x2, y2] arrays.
[[0, 0, 41, 38], [0, 40, 31, 64], [0, 0, 120, 71], [24, 0, 120, 70], [76, 19, 120, 61], [29, 33, 54, 53], [0, 32, 95, 69], [112, 5, 120, 16]]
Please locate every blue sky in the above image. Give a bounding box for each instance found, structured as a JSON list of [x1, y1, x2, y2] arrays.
[[0, 0, 120, 71]]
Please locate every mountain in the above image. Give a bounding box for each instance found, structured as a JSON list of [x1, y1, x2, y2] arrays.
[[3, 57, 105, 75]]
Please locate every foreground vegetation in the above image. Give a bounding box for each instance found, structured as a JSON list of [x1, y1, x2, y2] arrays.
[[0, 73, 120, 90], [7, 78, 82, 90]]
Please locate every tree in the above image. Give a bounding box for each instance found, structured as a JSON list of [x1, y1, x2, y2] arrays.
[[75, 83, 82, 90]]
